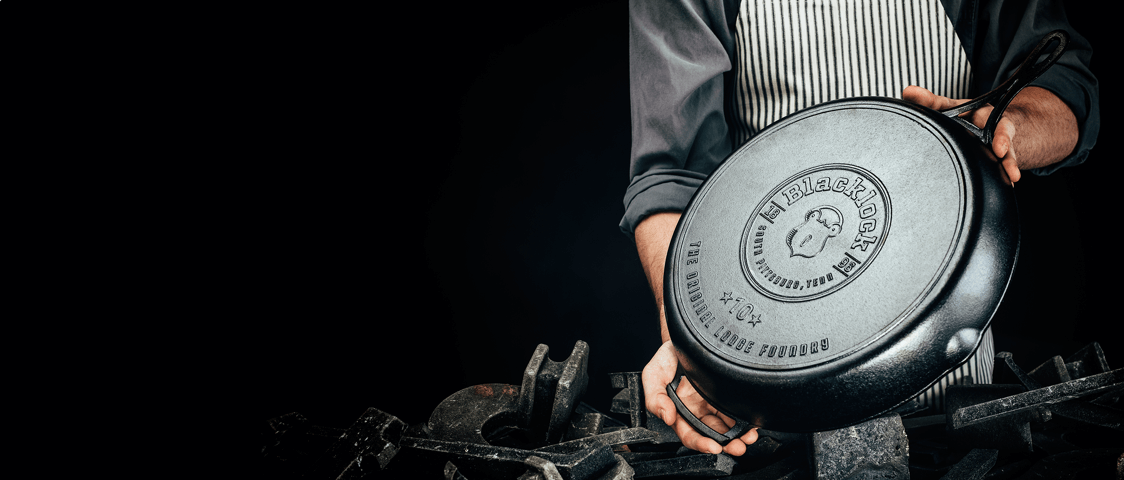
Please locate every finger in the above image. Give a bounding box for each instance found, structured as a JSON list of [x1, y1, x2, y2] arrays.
[[700, 412, 729, 433], [714, 412, 757, 446], [902, 85, 969, 111], [674, 414, 754, 456], [997, 160, 1013, 186], [713, 413, 758, 455], [995, 116, 1016, 150], [675, 376, 715, 417], [741, 427, 760, 446], [1003, 147, 1021, 185], [671, 415, 724, 454], [992, 118, 1021, 185], [723, 439, 747, 456], [721, 427, 760, 456], [641, 341, 679, 426], [678, 379, 733, 444]]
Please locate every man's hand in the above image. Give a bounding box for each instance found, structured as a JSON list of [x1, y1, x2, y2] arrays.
[[642, 340, 759, 455], [635, 212, 758, 455], [902, 85, 1078, 185]]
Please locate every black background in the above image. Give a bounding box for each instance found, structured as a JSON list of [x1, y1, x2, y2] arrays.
[[229, 1, 1119, 474]]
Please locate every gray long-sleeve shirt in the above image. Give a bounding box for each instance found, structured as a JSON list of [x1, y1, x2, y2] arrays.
[[622, 0, 1099, 238]]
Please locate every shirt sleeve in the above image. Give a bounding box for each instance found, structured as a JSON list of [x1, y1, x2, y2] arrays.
[[621, 0, 740, 239], [971, 0, 1099, 175]]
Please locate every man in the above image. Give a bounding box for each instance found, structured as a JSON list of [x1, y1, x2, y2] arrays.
[[624, 0, 1098, 456]]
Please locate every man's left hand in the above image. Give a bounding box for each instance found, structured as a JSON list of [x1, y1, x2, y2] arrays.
[[902, 85, 1078, 185]]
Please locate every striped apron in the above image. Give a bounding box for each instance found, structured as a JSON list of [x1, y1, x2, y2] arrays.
[[730, 0, 993, 412]]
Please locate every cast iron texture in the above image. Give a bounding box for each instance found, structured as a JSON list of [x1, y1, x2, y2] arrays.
[[810, 414, 910, 479], [662, 31, 1069, 436], [262, 339, 1123, 478], [664, 93, 1020, 433]]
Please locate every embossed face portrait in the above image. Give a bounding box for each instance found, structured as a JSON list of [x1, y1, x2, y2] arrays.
[[786, 206, 843, 258]]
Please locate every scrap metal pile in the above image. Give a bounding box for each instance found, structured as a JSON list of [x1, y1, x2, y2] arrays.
[[261, 341, 1123, 479]]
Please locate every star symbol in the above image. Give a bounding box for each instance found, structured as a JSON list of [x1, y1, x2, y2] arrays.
[[720, 292, 734, 304], [747, 313, 762, 327]]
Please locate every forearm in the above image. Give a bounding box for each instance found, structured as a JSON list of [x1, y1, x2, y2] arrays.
[[635, 212, 682, 343], [904, 84, 1080, 184], [1001, 86, 1079, 171]]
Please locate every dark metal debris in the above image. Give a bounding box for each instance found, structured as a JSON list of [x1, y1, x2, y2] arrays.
[[629, 452, 736, 478], [262, 341, 1123, 479], [810, 414, 910, 479], [950, 368, 1123, 429]]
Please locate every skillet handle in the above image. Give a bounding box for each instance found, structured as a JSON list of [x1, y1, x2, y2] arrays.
[[940, 30, 1068, 146], [666, 376, 754, 446]]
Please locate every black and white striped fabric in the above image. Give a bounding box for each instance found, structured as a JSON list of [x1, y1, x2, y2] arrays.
[[730, 0, 973, 145], [917, 327, 995, 412], [729, 0, 990, 412]]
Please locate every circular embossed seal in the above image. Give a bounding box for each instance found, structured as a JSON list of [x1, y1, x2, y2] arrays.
[[661, 96, 1021, 435], [741, 164, 891, 302]]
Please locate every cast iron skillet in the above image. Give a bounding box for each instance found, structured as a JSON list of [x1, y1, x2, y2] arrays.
[[663, 31, 1068, 438]]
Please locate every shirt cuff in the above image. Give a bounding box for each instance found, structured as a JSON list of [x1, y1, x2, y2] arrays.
[[619, 169, 709, 240], [1025, 67, 1099, 176]]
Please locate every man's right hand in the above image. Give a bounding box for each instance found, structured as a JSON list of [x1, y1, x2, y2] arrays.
[[642, 340, 759, 455], [635, 212, 758, 455]]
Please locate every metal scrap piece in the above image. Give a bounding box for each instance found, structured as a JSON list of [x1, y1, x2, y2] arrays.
[[566, 412, 605, 441], [1028, 355, 1072, 386], [519, 342, 591, 445], [950, 368, 1123, 429], [530, 454, 633, 480], [724, 449, 807, 480], [810, 414, 909, 480], [525, 455, 565, 480], [594, 455, 635, 480], [945, 384, 1034, 452], [630, 452, 736, 478], [399, 436, 616, 480], [609, 372, 645, 429], [608, 371, 681, 444], [1065, 342, 1111, 377], [575, 402, 628, 430], [618, 450, 679, 465], [536, 428, 657, 454], [444, 461, 469, 480], [310, 407, 407, 478], [427, 383, 522, 445], [741, 435, 783, 458], [740, 429, 807, 458], [996, 352, 1042, 390], [1046, 399, 1124, 431]]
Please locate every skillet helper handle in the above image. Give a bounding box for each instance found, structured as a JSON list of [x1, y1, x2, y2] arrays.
[[666, 376, 754, 446], [940, 30, 1069, 146]]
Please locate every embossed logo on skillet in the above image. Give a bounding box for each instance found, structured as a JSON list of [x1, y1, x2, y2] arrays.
[[742, 164, 891, 302]]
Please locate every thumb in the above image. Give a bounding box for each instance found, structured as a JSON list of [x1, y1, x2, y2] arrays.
[[992, 119, 1021, 185], [642, 341, 679, 425], [647, 341, 678, 424]]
